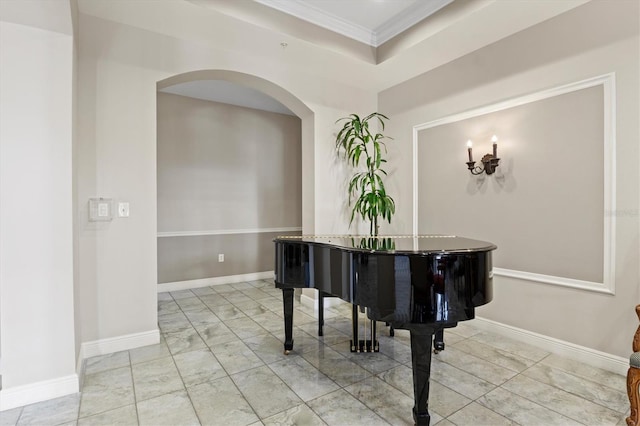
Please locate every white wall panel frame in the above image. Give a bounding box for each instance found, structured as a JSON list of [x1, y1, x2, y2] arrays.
[[412, 73, 616, 294]]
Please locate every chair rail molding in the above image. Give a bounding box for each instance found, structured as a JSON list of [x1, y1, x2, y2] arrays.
[[157, 226, 302, 238]]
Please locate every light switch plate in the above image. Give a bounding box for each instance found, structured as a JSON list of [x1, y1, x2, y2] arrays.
[[89, 198, 113, 221]]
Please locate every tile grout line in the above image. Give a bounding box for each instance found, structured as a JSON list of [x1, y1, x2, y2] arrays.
[[180, 286, 263, 425]]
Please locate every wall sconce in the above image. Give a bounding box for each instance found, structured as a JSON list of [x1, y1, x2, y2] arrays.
[[466, 135, 500, 175]]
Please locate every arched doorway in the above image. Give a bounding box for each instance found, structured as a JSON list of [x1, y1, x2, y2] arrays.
[[156, 70, 314, 291]]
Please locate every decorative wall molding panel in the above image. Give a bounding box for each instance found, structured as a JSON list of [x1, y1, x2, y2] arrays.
[[412, 73, 616, 294]]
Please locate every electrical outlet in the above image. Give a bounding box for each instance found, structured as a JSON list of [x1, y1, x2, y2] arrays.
[[118, 202, 130, 217], [218, 254, 224, 262]]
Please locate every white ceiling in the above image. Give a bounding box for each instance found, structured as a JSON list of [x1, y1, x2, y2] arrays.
[[161, 80, 295, 116], [0, 0, 73, 35], [159, 0, 587, 116], [163, 0, 456, 115], [253, 0, 454, 47]]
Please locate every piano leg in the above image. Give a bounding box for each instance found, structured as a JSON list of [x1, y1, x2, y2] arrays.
[[433, 329, 445, 353], [351, 304, 359, 352], [318, 291, 324, 337], [386, 322, 395, 337], [282, 288, 294, 354], [410, 329, 434, 426]]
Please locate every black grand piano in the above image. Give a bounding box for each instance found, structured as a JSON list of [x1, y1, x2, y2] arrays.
[[274, 235, 496, 425]]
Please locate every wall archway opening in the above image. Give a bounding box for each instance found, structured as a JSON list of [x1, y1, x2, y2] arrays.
[[156, 70, 314, 290]]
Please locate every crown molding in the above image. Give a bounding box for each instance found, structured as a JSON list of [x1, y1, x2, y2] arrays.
[[254, 0, 453, 47], [254, 0, 374, 45], [375, 0, 453, 45]]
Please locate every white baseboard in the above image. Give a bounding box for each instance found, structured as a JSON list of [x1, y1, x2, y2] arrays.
[[474, 316, 628, 376], [158, 271, 273, 293], [0, 374, 79, 412], [289, 299, 628, 376], [80, 329, 160, 360]]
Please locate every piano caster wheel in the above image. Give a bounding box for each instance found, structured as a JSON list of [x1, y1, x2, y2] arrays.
[[433, 349, 440, 354], [284, 350, 291, 355]]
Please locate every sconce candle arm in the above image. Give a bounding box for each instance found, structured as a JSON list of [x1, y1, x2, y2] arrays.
[[466, 154, 500, 175], [465, 135, 500, 176]]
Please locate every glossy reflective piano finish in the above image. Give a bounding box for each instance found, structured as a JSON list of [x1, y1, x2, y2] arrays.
[[275, 235, 494, 326], [274, 235, 496, 426]]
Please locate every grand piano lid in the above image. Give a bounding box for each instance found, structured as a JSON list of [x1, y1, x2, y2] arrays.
[[275, 235, 497, 254]]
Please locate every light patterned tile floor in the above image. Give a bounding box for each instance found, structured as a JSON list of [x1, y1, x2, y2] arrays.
[[1, 279, 631, 426]]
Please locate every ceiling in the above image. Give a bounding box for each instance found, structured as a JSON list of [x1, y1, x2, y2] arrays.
[[161, 80, 296, 116], [163, 0, 457, 115], [2, 0, 591, 116], [253, 0, 454, 47], [152, 0, 587, 116]]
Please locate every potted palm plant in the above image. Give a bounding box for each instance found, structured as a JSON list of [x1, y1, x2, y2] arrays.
[[335, 112, 395, 237]]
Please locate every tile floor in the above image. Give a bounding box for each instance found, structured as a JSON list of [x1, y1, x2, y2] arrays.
[[0, 279, 631, 425]]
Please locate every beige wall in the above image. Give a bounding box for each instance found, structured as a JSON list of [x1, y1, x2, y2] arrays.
[[0, 20, 77, 403], [158, 231, 299, 283], [3, 0, 637, 409], [379, 0, 639, 358], [418, 85, 605, 283], [76, 4, 376, 349], [156, 93, 302, 283]]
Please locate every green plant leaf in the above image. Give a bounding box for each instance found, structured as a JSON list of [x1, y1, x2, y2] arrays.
[[335, 112, 394, 235]]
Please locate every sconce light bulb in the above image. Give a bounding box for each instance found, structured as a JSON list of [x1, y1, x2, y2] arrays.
[[491, 135, 498, 142], [467, 140, 473, 148]]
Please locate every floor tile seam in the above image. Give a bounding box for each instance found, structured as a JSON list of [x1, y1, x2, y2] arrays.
[[372, 369, 414, 400], [447, 338, 527, 376], [185, 324, 246, 380], [82, 350, 134, 377], [76, 398, 136, 423], [238, 290, 275, 301], [471, 387, 541, 426], [331, 384, 395, 425], [181, 292, 223, 309], [439, 398, 478, 423], [303, 395, 337, 426], [521, 355, 628, 414], [134, 360, 210, 425], [130, 355, 187, 405], [263, 357, 344, 404], [303, 388, 391, 426], [222, 310, 273, 342], [428, 372, 486, 405], [535, 357, 628, 395], [167, 352, 208, 426], [174, 300, 227, 357], [8, 405, 24, 426], [434, 353, 519, 388], [260, 402, 318, 425], [496, 369, 596, 425], [466, 334, 548, 364], [518, 365, 629, 415], [430, 354, 501, 392], [226, 365, 291, 422], [160, 308, 237, 384], [76, 353, 136, 422]]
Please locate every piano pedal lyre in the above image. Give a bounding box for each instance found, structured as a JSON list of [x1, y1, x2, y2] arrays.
[[350, 305, 379, 353]]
